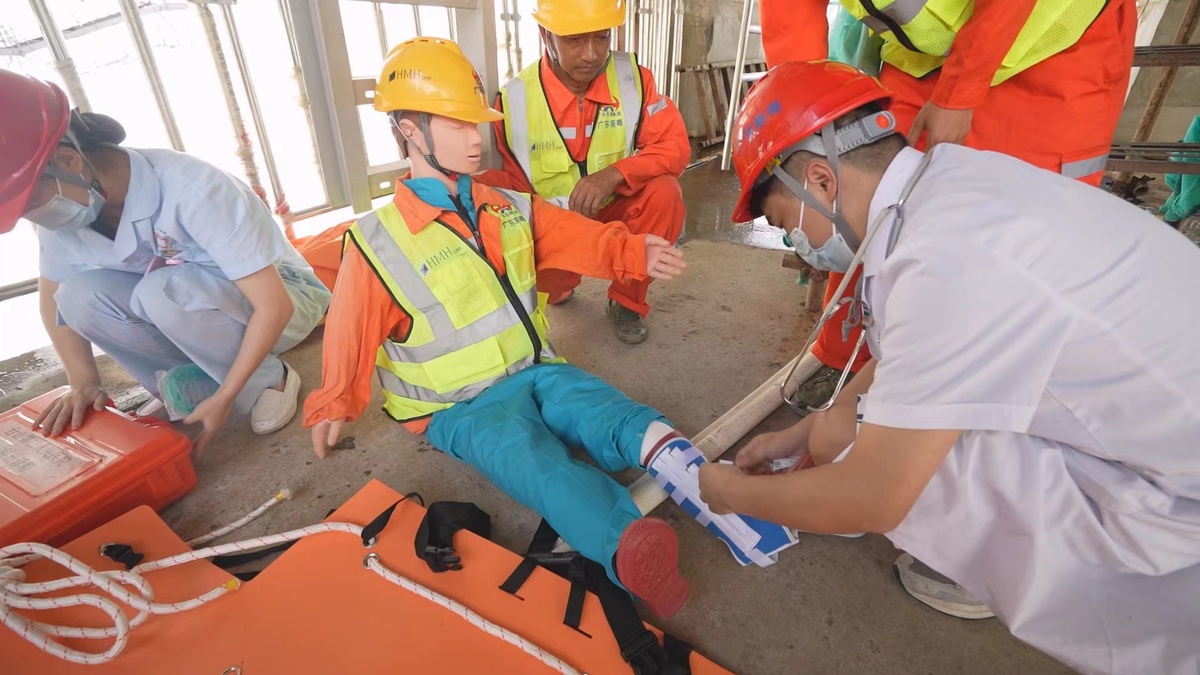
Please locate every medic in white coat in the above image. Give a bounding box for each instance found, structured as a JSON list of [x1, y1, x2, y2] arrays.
[[699, 60, 1200, 674], [0, 71, 330, 451]]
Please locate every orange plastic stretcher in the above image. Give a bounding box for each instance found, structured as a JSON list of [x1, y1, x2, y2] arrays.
[[1, 480, 734, 674]]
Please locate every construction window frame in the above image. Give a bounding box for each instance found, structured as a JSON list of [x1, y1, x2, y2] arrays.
[[292, 0, 500, 216], [0, 0, 502, 310]]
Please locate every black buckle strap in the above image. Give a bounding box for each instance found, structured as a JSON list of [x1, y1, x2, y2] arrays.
[[503, 520, 693, 675], [98, 543, 144, 571], [360, 492, 424, 548]]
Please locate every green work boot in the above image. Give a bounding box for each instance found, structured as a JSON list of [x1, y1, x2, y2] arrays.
[[606, 300, 647, 344], [791, 364, 853, 410]]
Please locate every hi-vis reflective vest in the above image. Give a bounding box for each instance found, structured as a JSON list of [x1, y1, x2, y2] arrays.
[[499, 52, 644, 199], [347, 188, 562, 422], [842, 0, 1105, 85]]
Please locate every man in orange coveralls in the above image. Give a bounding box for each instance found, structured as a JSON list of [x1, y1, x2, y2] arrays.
[[758, 0, 1136, 388], [303, 36, 744, 618], [480, 0, 691, 344]]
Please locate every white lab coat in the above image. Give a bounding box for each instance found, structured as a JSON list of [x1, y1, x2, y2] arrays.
[[858, 146, 1200, 674]]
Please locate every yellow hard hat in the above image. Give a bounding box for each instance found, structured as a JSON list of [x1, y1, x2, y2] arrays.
[[533, 0, 627, 36], [373, 37, 502, 124]]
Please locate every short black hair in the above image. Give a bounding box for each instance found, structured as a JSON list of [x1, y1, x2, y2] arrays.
[[748, 102, 906, 218]]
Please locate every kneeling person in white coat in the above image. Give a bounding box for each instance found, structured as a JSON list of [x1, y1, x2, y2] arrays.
[[0, 71, 330, 450], [699, 60, 1200, 674]]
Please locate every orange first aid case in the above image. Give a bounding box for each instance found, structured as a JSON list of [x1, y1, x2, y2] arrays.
[[0, 386, 195, 548]]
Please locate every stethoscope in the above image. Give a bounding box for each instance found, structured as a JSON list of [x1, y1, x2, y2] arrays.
[[781, 152, 935, 416]]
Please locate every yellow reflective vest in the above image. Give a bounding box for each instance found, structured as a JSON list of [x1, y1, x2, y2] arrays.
[[499, 52, 644, 199], [346, 188, 561, 422], [841, 0, 1106, 85]]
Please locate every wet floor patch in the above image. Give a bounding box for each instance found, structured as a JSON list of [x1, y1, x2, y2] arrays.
[[679, 161, 790, 251]]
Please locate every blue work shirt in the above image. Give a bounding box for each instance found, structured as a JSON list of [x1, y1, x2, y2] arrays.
[[403, 175, 476, 227], [39, 147, 325, 285], [37, 147, 329, 321]]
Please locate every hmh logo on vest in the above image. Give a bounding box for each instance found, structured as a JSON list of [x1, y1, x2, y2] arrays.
[[418, 245, 467, 276], [530, 140, 559, 152]]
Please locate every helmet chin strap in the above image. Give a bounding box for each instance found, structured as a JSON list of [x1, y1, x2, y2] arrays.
[[394, 112, 458, 179], [770, 125, 861, 252]]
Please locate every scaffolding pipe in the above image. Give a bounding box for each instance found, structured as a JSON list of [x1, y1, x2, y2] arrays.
[[668, 0, 684, 101], [500, 0, 516, 79], [721, 0, 754, 170], [447, 7, 457, 41], [26, 0, 91, 112], [373, 2, 390, 56], [220, 4, 284, 207], [117, 0, 185, 151], [412, 4, 424, 36], [195, 5, 267, 205], [510, 1, 523, 76]]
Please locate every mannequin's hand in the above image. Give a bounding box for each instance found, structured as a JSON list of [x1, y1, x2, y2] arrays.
[[311, 417, 347, 459], [644, 235, 687, 280]]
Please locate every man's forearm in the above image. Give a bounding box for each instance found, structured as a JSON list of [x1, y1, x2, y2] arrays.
[[726, 463, 891, 534], [38, 278, 101, 387]]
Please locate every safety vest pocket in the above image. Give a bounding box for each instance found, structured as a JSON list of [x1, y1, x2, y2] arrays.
[[422, 337, 508, 395]]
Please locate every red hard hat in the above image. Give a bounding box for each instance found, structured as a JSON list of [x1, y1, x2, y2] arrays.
[[730, 60, 892, 223], [0, 70, 71, 234]]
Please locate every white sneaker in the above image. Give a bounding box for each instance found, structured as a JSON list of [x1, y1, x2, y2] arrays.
[[250, 362, 300, 435], [894, 553, 995, 620]]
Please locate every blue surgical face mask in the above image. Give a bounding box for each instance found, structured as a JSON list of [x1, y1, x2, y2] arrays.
[[24, 175, 105, 232], [786, 178, 855, 273]]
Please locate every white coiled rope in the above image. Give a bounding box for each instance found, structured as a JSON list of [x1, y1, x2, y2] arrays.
[[0, 493, 578, 674]]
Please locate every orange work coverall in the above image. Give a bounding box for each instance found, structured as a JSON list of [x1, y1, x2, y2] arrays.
[[759, 0, 1136, 372], [302, 178, 652, 434], [480, 57, 690, 317]]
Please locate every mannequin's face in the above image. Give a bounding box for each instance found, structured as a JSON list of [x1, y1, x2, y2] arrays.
[[394, 114, 484, 175]]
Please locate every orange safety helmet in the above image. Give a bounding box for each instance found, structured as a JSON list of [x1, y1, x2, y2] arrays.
[[730, 61, 895, 224], [533, 0, 626, 36], [0, 70, 71, 234], [374, 37, 502, 124]]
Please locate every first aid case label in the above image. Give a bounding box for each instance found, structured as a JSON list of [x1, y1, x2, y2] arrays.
[[0, 420, 98, 497]]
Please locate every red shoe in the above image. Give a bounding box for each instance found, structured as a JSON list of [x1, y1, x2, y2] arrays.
[[547, 289, 574, 305], [614, 517, 690, 618]]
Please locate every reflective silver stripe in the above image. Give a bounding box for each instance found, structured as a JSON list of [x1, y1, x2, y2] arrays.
[[1061, 154, 1108, 179], [584, 124, 594, 138], [559, 126, 577, 140], [860, 14, 890, 36], [879, 0, 927, 25], [646, 98, 668, 116], [611, 52, 640, 154], [503, 76, 533, 181], [356, 213, 455, 337], [381, 303, 519, 363], [376, 365, 510, 404]]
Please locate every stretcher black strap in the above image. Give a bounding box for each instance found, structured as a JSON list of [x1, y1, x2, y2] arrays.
[[360, 491, 423, 548], [98, 543, 144, 571], [505, 519, 693, 675]]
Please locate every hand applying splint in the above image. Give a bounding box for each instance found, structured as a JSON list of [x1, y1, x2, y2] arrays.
[[644, 235, 686, 280], [696, 463, 742, 515]]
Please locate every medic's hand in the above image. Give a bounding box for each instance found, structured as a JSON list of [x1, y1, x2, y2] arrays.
[[32, 383, 108, 436], [736, 428, 808, 476], [184, 392, 235, 457], [698, 463, 742, 515], [644, 235, 687, 280], [568, 166, 625, 219], [907, 102, 973, 150], [311, 417, 347, 460]]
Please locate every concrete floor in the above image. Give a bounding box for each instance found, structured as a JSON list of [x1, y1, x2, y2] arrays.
[[0, 165, 1072, 675]]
